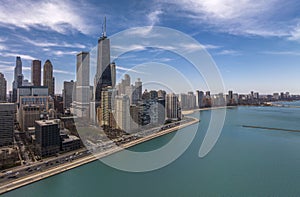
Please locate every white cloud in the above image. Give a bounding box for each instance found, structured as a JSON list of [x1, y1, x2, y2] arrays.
[[116, 65, 145, 74], [147, 10, 163, 26], [22, 66, 31, 71], [20, 36, 86, 48], [0, 44, 6, 50], [161, 0, 291, 37], [0, 60, 14, 65], [52, 50, 78, 56], [202, 44, 222, 49], [0, 37, 7, 42], [261, 51, 300, 56], [111, 44, 146, 52], [0, 52, 36, 60], [217, 49, 240, 55], [53, 69, 75, 75], [0, 65, 14, 72], [0, 0, 94, 34], [288, 25, 300, 41]]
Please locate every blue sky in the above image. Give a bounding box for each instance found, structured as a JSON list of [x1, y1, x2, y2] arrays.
[[1, 0, 300, 94]]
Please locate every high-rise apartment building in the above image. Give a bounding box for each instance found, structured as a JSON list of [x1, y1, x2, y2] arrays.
[[166, 93, 181, 120]]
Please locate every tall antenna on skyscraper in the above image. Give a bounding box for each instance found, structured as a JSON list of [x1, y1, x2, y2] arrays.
[[104, 16, 106, 37]]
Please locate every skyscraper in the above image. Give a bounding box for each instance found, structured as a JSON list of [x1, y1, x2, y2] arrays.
[[94, 25, 112, 104], [63, 80, 74, 109], [0, 73, 7, 102], [43, 60, 54, 96], [71, 52, 90, 118], [94, 19, 116, 121], [31, 60, 41, 86], [12, 56, 22, 102], [166, 93, 181, 120]]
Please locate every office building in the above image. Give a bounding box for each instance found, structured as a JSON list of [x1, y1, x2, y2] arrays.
[[0, 103, 16, 146], [12, 57, 23, 102], [31, 60, 41, 86], [17, 86, 48, 103], [71, 52, 90, 118], [35, 119, 61, 157], [114, 95, 131, 132], [0, 72, 7, 102], [94, 19, 116, 121], [20, 105, 41, 135], [43, 60, 54, 96], [98, 86, 115, 127], [63, 80, 74, 109], [94, 20, 112, 106]]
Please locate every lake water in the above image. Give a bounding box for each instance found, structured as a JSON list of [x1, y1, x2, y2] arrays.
[[3, 105, 300, 196]]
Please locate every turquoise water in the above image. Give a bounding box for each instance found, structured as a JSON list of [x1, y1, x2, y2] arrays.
[[3, 106, 300, 196]]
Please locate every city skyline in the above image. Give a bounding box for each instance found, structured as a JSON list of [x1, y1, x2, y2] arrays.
[[1, 1, 300, 94]]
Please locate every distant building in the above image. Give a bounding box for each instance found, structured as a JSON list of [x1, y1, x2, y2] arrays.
[[166, 93, 181, 120], [31, 60, 41, 86], [35, 119, 61, 157], [22, 79, 33, 86], [63, 80, 74, 109], [12, 56, 22, 102], [149, 90, 158, 100], [157, 90, 166, 100], [142, 89, 150, 101], [273, 93, 280, 100], [133, 78, 142, 103], [20, 105, 41, 136], [179, 92, 196, 110], [114, 95, 131, 132], [187, 92, 196, 109], [196, 90, 205, 108], [17, 86, 48, 103], [43, 60, 54, 96], [54, 95, 64, 114], [0, 72, 7, 102], [125, 85, 134, 104], [157, 99, 166, 124], [98, 86, 115, 127], [0, 103, 16, 147]]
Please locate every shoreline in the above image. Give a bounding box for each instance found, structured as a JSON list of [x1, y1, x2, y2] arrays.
[[0, 117, 199, 195], [182, 106, 237, 115]]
